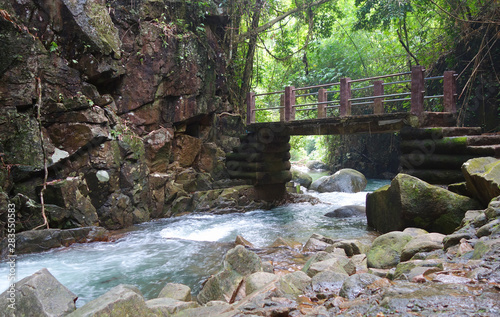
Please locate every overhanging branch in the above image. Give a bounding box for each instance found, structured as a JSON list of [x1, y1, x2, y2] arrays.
[[234, 0, 332, 43]]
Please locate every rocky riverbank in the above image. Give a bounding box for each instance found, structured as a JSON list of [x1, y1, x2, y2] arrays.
[[1, 157, 499, 316]]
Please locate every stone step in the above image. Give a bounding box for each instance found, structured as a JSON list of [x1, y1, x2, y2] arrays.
[[466, 134, 500, 146], [400, 126, 482, 140], [466, 145, 500, 157]]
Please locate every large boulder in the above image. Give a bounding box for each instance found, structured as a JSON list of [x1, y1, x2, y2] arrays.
[[291, 167, 313, 188], [67, 284, 151, 317], [366, 173, 482, 234], [0, 268, 77, 317], [462, 157, 500, 206], [310, 169, 367, 193]]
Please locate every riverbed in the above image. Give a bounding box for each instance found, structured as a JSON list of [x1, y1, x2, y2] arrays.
[[0, 179, 388, 307]]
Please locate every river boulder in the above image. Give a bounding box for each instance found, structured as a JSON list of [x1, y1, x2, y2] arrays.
[[158, 283, 192, 301], [462, 157, 500, 206], [400, 232, 445, 262], [291, 167, 313, 188], [339, 273, 382, 300], [324, 205, 365, 218], [67, 284, 151, 317], [197, 245, 263, 304], [0, 268, 77, 317], [310, 169, 367, 193], [367, 231, 413, 269], [366, 173, 482, 234]]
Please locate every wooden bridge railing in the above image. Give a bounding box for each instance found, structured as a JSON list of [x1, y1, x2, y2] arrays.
[[246, 65, 457, 124]]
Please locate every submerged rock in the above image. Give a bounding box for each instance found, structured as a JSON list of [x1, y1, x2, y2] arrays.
[[0, 268, 77, 317], [310, 168, 367, 193], [324, 205, 365, 218], [366, 173, 482, 234]]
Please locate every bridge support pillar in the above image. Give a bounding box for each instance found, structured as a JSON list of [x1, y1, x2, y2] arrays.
[[226, 129, 291, 202]]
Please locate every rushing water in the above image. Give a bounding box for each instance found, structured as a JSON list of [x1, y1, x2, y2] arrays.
[[0, 179, 389, 307]]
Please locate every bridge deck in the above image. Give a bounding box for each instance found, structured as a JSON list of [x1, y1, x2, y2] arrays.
[[246, 113, 431, 136]]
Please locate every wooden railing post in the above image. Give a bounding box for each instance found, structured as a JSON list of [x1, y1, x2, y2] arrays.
[[246, 92, 256, 124], [279, 94, 285, 121], [443, 71, 457, 113], [411, 65, 425, 115], [284, 86, 295, 122], [373, 80, 384, 114], [317, 88, 327, 118], [340, 77, 351, 116]]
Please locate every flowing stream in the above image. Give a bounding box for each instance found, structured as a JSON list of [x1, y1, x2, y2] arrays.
[[0, 179, 388, 307]]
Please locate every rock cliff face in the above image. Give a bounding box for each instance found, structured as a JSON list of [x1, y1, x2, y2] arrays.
[[0, 0, 244, 236]]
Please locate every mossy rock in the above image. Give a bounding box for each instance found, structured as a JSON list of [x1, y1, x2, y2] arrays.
[[366, 173, 482, 234], [367, 231, 413, 269], [462, 157, 500, 206]]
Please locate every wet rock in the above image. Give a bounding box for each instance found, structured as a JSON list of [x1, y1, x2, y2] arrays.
[[245, 272, 279, 295], [324, 205, 365, 218], [1, 226, 108, 259], [400, 233, 445, 262], [306, 254, 355, 277], [471, 237, 500, 260], [67, 284, 151, 317], [306, 160, 329, 171], [476, 219, 500, 237], [291, 167, 313, 188], [379, 283, 500, 316], [366, 173, 482, 234], [197, 270, 243, 305], [172, 301, 235, 317], [462, 157, 500, 206], [277, 271, 312, 295], [146, 297, 199, 315], [485, 196, 500, 219], [310, 169, 367, 193], [235, 235, 254, 248], [223, 245, 263, 276], [326, 239, 367, 256], [270, 237, 302, 249], [393, 259, 444, 281], [0, 268, 77, 317], [311, 271, 348, 295], [339, 273, 382, 300], [443, 232, 475, 250], [402, 227, 429, 237], [158, 283, 192, 301], [367, 231, 413, 269], [303, 237, 331, 252]]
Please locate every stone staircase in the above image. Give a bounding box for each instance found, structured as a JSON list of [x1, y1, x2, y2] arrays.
[[400, 126, 500, 184]]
